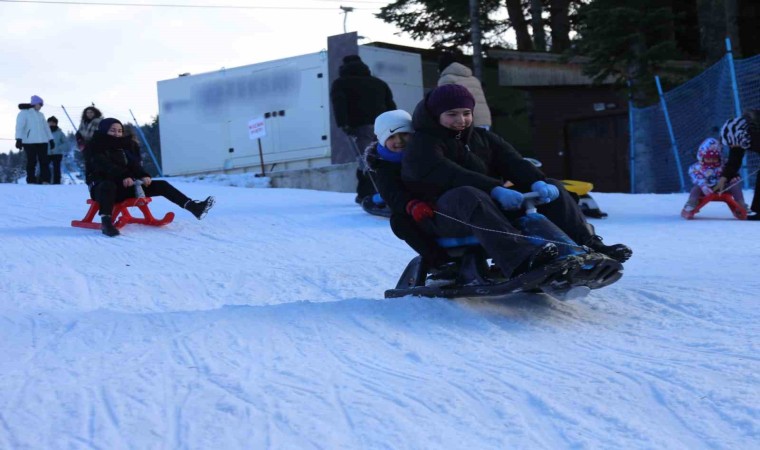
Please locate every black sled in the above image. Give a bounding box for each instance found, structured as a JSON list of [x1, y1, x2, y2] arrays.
[[384, 194, 623, 302]]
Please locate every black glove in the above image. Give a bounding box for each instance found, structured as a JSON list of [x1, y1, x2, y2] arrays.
[[15, 139, 22, 149], [49, 139, 55, 150]]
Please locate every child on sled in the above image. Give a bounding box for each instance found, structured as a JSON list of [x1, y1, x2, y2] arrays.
[[681, 137, 747, 218]]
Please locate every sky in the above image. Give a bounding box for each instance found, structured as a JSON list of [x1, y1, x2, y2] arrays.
[[0, 179, 758, 448], [1, 0, 430, 152]]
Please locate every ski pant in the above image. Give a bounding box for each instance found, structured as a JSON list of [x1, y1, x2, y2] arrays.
[[685, 184, 746, 208], [390, 213, 448, 267], [752, 174, 760, 213], [420, 186, 539, 278], [534, 179, 596, 246], [346, 125, 377, 199], [48, 154, 63, 184], [90, 179, 191, 216], [22, 143, 49, 184]]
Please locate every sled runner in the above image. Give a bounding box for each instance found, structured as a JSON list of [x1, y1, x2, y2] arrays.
[[384, 194, 623, 302], [71, 198, 175, 230], [680, 192, 747, 220]]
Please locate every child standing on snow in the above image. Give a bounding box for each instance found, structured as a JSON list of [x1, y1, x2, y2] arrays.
[[682, 137, 746, 216], [47, 116, 68, 184]]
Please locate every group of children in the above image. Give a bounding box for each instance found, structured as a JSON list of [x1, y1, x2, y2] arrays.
[[364, 84, 632, 284]]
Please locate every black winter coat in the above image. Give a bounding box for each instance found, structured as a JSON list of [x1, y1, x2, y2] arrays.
[[365, 143, 412, 215], [401, 92, 545, 202], [85, 133, 148, 185], [722, 110, 760, 181], [330, 59, 396, 128]]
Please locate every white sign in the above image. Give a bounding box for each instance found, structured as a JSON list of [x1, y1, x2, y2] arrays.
[[248, 117, 266, 140]]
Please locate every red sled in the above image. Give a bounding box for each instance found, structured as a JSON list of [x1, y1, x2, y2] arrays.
[[681, 192, 747, 220], [71, 198, 175, 230]]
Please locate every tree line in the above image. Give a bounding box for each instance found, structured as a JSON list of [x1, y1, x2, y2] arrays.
[[378, 0, 759, 104]]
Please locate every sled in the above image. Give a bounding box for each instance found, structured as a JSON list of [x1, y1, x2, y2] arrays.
[[384, 194, 623, 302], [361, 193, 392, 218], [71, 197, 175, 230], [680, 192, 747, 220]]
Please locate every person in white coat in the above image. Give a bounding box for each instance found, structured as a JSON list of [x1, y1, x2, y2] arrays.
[[15, 95, 54, 184], [437, 54, 493, 130]]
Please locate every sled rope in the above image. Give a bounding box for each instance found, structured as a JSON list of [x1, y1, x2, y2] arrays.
[[433, 210, 585, 250], [717, 167, 760, 194]]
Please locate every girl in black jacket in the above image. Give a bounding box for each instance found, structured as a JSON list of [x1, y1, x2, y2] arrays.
[[402, 84, 631, 264], [85, 118, 214, 236]]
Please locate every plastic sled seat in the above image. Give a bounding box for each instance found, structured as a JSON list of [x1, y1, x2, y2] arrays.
[[71, 197, 175, 230], [681, 192, 747, 220]]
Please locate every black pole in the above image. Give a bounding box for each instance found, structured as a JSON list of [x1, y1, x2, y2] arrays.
[[257, 138, 266, 177]]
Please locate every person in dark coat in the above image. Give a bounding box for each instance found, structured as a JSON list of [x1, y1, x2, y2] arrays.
[[365, 110, 448, 269], [330, 54, 397, 202], [717, 109, 760, 220], [401, 84, 632, 264], [85, 118, 215, 236]]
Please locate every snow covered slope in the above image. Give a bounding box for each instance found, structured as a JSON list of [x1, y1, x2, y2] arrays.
[[0, 182, 757, 449]]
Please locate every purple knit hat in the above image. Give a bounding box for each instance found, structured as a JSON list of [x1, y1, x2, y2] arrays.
[[30, 95, 44, 106], [426, 84, 475, 117]]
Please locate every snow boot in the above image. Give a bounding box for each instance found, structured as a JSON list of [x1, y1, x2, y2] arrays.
[[747, 210, 760, 221], [511, 243, 559, 279], [584, 235, 632, 263], [100, 215, 120, 237], [184, 196, 215, 220]]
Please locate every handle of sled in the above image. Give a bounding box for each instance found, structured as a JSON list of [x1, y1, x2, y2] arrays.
[[522, 192, 541, 214]]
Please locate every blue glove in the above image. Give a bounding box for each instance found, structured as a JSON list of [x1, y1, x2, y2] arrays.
[[491, 186, 524, 210], [531, 180, 559, 204]]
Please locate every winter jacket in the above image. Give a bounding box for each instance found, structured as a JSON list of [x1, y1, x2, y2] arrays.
[[364, 141, 447, 266], [15, 104, 53, 144], [401, 92, 544, 202], [330, 59, 397, 128], [85, 132, 149, 186], [364, 142, 413, 215], [438, 62, 492, 128], [721, 110, 760, 181], [48, 127, 68, 156]]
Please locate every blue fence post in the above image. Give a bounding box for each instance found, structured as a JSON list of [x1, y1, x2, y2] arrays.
[[725, 37, 750, 188], [627, 80, 636, 194], [655, 76, 686, 192], [129, 109, 163, 177]]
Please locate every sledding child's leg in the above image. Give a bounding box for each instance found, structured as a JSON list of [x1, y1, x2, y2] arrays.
[[685, 186, 702, 209], [429, 186, 545, 278], [726, 183, 747, 208]]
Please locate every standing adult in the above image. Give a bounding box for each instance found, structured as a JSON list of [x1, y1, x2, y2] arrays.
[[717, 109, 760, 220], [330, 54, 397, 202], [15, 95, 53, 184], [437, 53, 492, 130], [76, 106, 103, 150], [47, 116, 68, 184]]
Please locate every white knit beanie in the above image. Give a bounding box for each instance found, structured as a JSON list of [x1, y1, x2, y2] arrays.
[[374, 110, 414, 146]]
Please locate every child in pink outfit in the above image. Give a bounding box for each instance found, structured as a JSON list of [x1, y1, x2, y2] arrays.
[[683, 137, 746, 212]]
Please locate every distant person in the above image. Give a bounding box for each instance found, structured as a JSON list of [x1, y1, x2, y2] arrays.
[[330, 54, 397, 203], [437, 53, 492, 130], [76, 106, 103, 150], [47, 116, 68, 184], [15, 95, 54, 184], [681, 137, 746, 217], [85, 118, 215, 237]]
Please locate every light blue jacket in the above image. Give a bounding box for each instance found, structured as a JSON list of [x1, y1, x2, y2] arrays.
[[49, 128, 68, 156]]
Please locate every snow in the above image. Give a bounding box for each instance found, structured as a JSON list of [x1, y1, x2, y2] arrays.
[[0, 181, 758, 449]]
